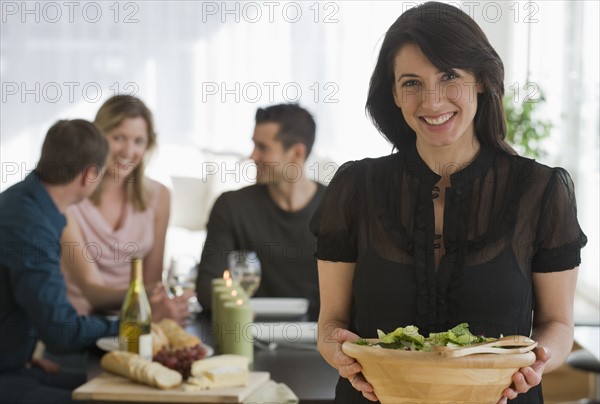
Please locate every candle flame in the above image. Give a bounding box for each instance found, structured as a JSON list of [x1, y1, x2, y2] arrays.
[[231, 290, 238, 297], [225, 278, 232, 287], [223, 270, 231, 280], [236, 299, 244, 306]]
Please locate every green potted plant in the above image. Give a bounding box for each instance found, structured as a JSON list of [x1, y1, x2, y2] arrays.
[[503, 91, 553, 159]]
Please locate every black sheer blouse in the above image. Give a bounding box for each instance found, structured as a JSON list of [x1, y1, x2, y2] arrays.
[[310, 143, 587, 403]]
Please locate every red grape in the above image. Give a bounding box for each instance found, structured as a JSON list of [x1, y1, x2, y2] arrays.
[[152, 344, 208, 379]]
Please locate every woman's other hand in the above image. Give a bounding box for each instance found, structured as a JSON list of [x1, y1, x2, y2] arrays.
[[148, 282, 190, 325], [497, 346, 551, 404], [331, 328, 378, 402]]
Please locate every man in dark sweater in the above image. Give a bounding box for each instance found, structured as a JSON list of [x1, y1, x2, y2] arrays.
[[196, 104, 325, 320], [0, 120, 118, 403]]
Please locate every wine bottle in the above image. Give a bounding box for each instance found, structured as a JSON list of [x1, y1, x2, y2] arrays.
[[119, 257, 152, 360]]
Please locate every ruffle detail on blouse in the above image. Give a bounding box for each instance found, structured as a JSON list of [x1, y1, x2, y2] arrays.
[[442, 182, 474, 331], [371, 152, 439, 332], [413, 193, 437, 332], [371, 145, 536, 332]]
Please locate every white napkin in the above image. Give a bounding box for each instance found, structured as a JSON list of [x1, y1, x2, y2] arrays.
[[243, 380, 299, 404]]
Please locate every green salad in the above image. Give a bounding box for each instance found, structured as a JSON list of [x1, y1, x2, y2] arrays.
[[356, 323, 496, 351]]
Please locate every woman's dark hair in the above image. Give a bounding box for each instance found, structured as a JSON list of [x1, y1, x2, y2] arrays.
[[366, 1, 515, 154]]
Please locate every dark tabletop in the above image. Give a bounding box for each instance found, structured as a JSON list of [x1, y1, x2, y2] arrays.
[[187, 314, 338, 403]]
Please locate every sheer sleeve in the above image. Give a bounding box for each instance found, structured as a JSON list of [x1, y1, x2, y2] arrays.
[[310, 160, 362, 262], [531, 167, 588, 272]]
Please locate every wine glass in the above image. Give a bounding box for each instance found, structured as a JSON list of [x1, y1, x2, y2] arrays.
[[164, 254, 203, 314], [227, 250, 262, 297]]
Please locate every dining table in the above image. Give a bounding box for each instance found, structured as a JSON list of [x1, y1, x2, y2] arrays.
[[85, 313, 339, 403]]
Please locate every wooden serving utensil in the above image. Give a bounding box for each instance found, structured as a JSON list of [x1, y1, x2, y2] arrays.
[[434, 335, 538, 358]]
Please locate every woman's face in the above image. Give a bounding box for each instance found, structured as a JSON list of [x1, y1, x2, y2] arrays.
[[105, 116, 149, 179], [392, 43, 483, 150]]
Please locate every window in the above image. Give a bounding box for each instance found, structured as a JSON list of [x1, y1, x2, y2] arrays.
[[1, 1, 597, 311]]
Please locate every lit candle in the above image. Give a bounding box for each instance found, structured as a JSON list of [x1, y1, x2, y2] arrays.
[[214, 279, 248, 350], [217, 288, 241, 331], [211, 270, 232, 318], [211, 270, 237, 350], [222, 298, 253, 364]]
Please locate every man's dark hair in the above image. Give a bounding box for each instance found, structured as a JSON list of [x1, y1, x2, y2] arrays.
[[255, 103, 316, 158], [36, 119, 108, 184]]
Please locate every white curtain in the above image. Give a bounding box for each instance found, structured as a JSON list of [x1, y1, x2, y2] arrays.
[[1, 0, 402, 180]]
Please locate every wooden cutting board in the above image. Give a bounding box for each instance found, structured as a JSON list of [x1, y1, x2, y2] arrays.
[[73, 371, 270, 403]]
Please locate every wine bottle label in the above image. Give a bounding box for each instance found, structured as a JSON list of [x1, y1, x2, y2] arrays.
[[139, 333, 152, 361]]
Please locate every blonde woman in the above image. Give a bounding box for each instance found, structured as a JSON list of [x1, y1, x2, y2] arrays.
[[61, 95, 188, 323]]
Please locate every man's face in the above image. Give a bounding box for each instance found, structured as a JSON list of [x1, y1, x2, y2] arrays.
[[84, 165, 104, 196], [72, 164, 104, 204], [250, 122, 297, 185]]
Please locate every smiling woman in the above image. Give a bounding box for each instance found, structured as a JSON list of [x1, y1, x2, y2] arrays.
[[59, 95, 191, 325], [104, 117, 149, 186], [392, 43, 483, 156], [92, 96, 157, 212], [311, 2, 587, 403]]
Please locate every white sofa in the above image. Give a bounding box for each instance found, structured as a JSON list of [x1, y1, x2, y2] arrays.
[[151, 147, 254, 269]]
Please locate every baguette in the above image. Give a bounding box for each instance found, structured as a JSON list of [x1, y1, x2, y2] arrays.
[[151, 322, 169, 355], [157, 318, 202, 349], [101, 351, 182, 389], [100, 351, 136, 378]]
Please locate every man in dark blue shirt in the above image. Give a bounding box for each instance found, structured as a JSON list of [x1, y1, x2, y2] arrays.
[[0, 119, 118, 403]]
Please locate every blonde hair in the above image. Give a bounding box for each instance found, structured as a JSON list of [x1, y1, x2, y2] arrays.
[[90, 95, 157, 211]]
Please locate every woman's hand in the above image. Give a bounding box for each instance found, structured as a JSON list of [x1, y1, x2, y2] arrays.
[[148, 282, 191, 325], [331, 328, 378, 402], [497, 346, 551, 404]]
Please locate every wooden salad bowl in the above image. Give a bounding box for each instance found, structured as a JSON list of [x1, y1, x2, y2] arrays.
[[342, 339, 536, 404]]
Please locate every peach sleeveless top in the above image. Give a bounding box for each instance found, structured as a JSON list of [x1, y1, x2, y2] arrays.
[[64, 179, 161, 315]]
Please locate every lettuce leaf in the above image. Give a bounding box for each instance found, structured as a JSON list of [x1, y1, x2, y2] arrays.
[[368, 323, 496, 351], [375, 325, 425, 351]]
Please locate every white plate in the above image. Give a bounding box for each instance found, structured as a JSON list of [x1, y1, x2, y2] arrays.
[[96, 336, 120, 352], [249, 298, 309, 318], [96, 336, 214, 357], [251, 322, 317, 344]]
